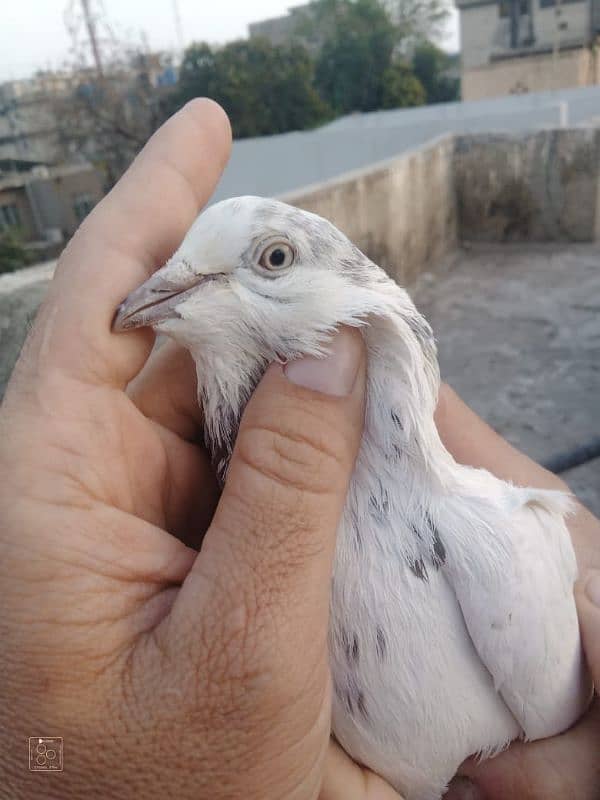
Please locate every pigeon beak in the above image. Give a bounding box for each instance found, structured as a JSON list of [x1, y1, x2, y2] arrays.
[[112, 261, 224, 332]]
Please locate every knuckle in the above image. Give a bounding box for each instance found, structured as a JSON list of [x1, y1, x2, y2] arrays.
[[235, 410, 350, 497]]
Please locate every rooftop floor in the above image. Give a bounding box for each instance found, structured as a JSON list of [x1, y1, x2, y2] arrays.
[[414, 243, 600, 515]]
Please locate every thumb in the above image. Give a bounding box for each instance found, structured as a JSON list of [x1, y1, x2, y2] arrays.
[[158, 329, 365, 800], [171, 325, 365, 671]]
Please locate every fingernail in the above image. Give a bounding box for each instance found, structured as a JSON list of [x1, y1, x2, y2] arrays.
[[444, 777, 485, 800], [284, 328, 362, 397], [585, 571, 600, 607]]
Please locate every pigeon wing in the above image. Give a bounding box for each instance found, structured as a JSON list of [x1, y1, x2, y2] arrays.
[[440, 483, 590, 741]]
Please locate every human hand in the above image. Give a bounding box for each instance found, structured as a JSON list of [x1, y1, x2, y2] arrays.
[[0, 100, 367, 799], [2, 99, 596, 800]]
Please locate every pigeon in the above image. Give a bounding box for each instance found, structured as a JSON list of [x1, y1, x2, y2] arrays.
[[113, 196, 590, 800]]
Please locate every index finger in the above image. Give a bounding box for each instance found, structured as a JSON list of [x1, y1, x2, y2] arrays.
[[21, 99, 231, 390]]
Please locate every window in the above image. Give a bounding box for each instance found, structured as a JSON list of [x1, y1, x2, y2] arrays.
[[499, 0, 529, 17], [0, 203, 21, 230], [73, 193, 95, 222], [539, 0, 583, 7]]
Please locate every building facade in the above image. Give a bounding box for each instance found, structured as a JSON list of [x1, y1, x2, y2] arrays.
[[248, 2, 330, 55], [0, 55, 177, 166], [249, 3, 316, 45], [0, 74, 74, 163], [0, 162, 104, 253], [456, 0, 600, 99]]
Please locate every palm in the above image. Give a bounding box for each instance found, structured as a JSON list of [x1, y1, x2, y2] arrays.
[[1, 377, 192, 662]]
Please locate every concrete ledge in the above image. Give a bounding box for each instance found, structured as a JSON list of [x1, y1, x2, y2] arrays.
[[455, 129, 600, 242], [281, 136, 458, 285]]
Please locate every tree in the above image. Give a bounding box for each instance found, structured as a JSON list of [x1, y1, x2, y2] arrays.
[[412, 42, 460, 103], [173, 39, 330, 139], [381, 61, 426, 108], [51, 51, 175, 187], [311, 0, 398, 114], [0, 228, 31, 274]]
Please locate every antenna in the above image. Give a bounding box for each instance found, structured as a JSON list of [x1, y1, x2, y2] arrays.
[[64, 0, 118, 76], [81, 0, 103, 76], [171, 0, 185, 52]]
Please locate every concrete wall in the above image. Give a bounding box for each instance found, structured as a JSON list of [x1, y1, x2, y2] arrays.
[[0, 269, 51, 401], [210, 86, 600, 203], [534, 2, 590, 48], [213, 103, 568, 203], [460, 2, 501, 69], [455, 128, 600, 241], [281, 137, 458, 286], [462, 47, 599, 100]]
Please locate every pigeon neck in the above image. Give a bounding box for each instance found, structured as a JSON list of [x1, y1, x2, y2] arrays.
[[361, 316, 449, 482], [196, 305, 449, 488]]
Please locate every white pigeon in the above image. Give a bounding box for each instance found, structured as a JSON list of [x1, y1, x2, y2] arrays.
[[113, 196, 590, 800]]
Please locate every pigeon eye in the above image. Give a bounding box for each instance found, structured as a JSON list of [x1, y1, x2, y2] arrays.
[[259, 242, 295, 271]]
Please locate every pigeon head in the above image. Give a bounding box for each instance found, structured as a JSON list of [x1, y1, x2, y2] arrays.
[[114, 195, 438, 474], [113, 195, 395, 359]]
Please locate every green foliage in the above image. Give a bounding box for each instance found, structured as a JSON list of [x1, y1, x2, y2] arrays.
[[173, 39, 331, 138], [412, 42, 460, 104], [312, 0, 397, 114], [168, 4, 456, 140], [382, 61, 426, 109], [0, 228, 31, 274]]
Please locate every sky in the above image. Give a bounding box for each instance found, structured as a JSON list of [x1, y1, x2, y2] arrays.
[[1, 0, 459, 82]]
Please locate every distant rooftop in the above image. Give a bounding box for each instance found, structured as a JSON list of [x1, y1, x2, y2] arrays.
[[0, 161, 96, 191]]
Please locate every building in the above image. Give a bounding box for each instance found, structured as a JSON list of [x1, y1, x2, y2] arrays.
[[0, 160, 104, 255], [249, 1, 451, 55], [249, 3, 312, 44], [456, 0, 600, 100], [248, 3, 323, 51], [0, 73, 75, 163], [0, 56, 177, 166]]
